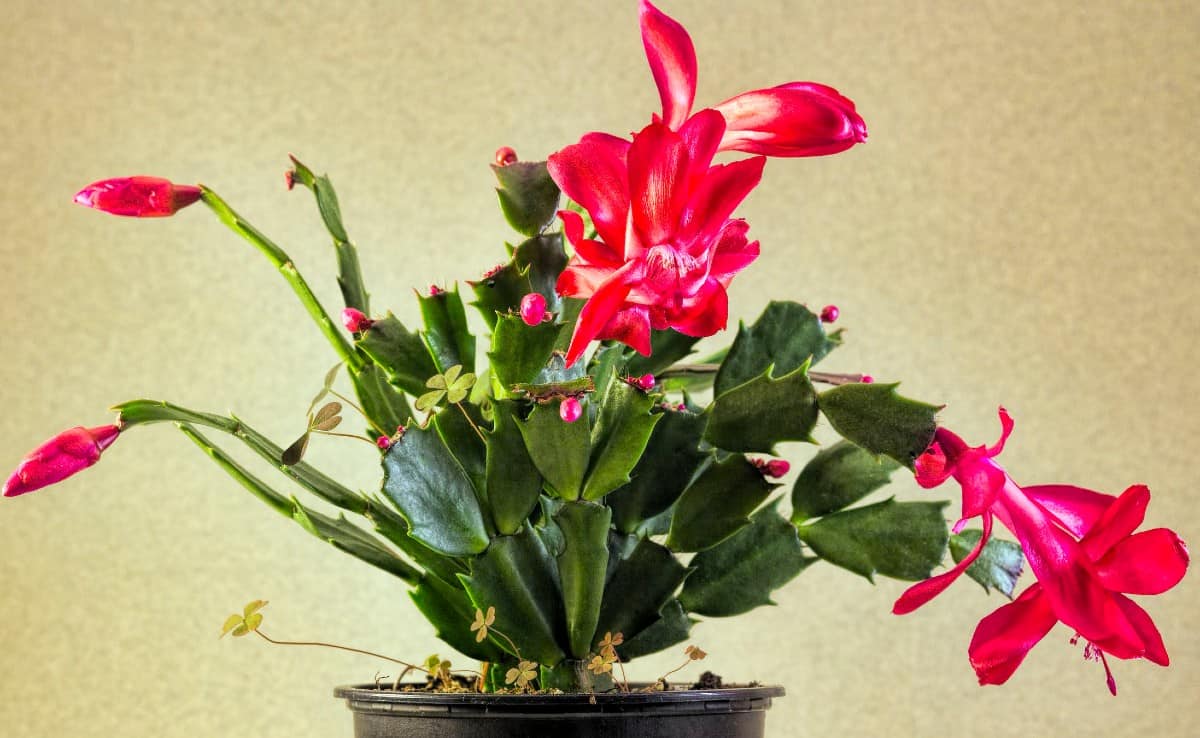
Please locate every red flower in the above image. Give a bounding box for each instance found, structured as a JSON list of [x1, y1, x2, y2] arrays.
[[549, 113, 763, 364], [897, 409, 1188, 693], [639, 0, 866, 156], [4, 425, 121, 497], [74, 176, 202, 217], [969, 485, 1188, 694]]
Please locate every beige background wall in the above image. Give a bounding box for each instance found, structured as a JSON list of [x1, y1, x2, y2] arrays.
[[1, 1, 1196, 736]]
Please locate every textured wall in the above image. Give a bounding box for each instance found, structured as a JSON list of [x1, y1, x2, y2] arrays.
[[1, 1, 1196, 736]]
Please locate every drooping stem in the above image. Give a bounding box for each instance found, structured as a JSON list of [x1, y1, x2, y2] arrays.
[[255, 630, 429, 673], [456, 402, 487, 443], [487, 624, 524, 662], [199, 188, 362, 372]]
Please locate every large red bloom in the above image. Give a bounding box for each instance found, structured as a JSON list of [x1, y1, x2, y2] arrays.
[[639, 0, 867, 156], [548, 112, 763, 365], [897, 409, 1188, 693]]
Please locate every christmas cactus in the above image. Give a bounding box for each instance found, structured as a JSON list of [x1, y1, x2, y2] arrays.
[[5, 0, 1186, 696]]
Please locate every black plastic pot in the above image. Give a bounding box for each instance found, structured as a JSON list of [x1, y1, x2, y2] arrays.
[[334, 683, 785, 738]]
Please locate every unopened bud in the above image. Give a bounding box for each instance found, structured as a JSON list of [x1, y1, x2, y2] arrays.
[[341, 307, 374, 333], [820, 304, 839, 323], [494, 146, 518, 166], [520, 293, 548, 326], [559, 397, 583, 423]]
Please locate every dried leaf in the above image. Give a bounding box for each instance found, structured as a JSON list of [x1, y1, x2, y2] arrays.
[[313, 415, 343, 432], [281, 432, 311, 466], [323, 362, 342, 390], [313, 401, 343, 426]]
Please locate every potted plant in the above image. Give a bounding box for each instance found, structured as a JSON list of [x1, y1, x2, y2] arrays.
[[2, 2, 1188, 736]]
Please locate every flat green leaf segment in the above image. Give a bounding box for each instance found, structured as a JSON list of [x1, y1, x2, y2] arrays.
[[666, 456, 777, 552], [490, 314, 559, 390], [818, 383, 941, 468], [357, 314, 439, 396], [792, 441, 901, 521], [554, 502, 612, 657], [618, 599, 692, 661], [468, 235, 568, 327], [680, 501, 815, 617], [486, 402, 543, 535], [715, 301, 839, 396], [460, 524, 568, 666], [381, 424, 489, 557], [582, 381, 661, 500], [287, 156, 369, 313], [607, 409, 709, 534], [626, 329, 700, 377], [597, 539, 691, 647], [418, 287, 476, 374], [519, 403, 591, 500], [350, 363, 412, 433], [432, 404, 487, 504], [951, 529, 1025, 598], [493, 161, 561, 237], [176, 425, 418, 583], [410, 574, 506, 662], [704, 362, 819, 453], [799, 498, 950, 581]]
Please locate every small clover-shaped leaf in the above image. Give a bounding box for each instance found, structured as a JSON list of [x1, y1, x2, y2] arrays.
[[415, 390, 445, 412], [313, 401, 342, 426], [596, 631, 624, 657], [312, 414, 343, 432], [281, 430, 311, 466], [587, 654, 613, 675], [423, 654, 452, 682], [221, 600, 268, 638], [307, 362, 343, 414], [685, 645, 707, 661], [505, 660, 538, 690], [470, 606, 495, 643], [419, 366, 477, 410]]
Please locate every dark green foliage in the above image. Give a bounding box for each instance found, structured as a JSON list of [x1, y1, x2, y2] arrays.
[[553, 502, 612, 657], [287, 155, 369, 313], [486, 402, 543, 535], [518, 402, 591, 500], [714, 302, 838, 395], [513, 234, 569, 309], [381, 424, 490, 557], [410, 575, 507, 662], [582, 380, 661, 500], [799, 499, 950, 581], [349, 363, 413, 433], [818, 383, 941, 468], [704, 363, 820, 453], [432, 405, 488, 509], [792, 441, 901, 521], [489, 314, 559, 390], [626, 329, 700, 377], [608, 410, 710, 534], [417, 286, 476, 374], [357, 314, 439, 396], [666, 455, 777, 553], [951, 529, 1025, 597], [459, 524, 568, 665], [617, 599, 693, 661], [596, 539, 691, 647], [679, 501, 816, 617], [493, 161, 561, 237]]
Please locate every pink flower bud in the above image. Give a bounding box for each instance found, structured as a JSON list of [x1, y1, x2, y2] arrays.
[[765, 459, 791, 478], [520, 293, 548, 326], [284, 170, 297, 191], [559, 397, 583, 423], [73, 176, 201, 218], [4, 425, 121, 497], [861, 375, 874, 384], [429, 284, 445, 297], [628, 373, 656, 391], [376, 436, 392, 450], [820, 304, 839, 323], [494, 147, 519, 166], [341, 307, 374, 333]]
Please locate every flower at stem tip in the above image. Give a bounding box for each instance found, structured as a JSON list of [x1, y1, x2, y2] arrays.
[[4, 425, 120, 497], [819, 304, 839, 323], [74, 176, 201, 217], [341, 308, 374, 334], [752, 458, 790, 478], [494, 147, 518, 166]]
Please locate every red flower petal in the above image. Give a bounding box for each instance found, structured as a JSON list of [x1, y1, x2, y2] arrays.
[[547, 138, 629, 256], [1021, 484, 1114, 539], [914, 441, 952, 488], [986, 406, 1015, 456], [1112, 594, 1169, 666], [667, 278, 728, 337], [894, 513, 993, 615], [600, 305, 653, 356], [639, 0, 697, 130], [628, 122, 690, 247], [677, 156, 765, 252], [1081, 485, 1150, 561], [714, 81, 867, 158], [678, 108, 726, 190], [968, 584, 1057, 686], [564, 263, 638, 365], [74, 176, 201, 218], [556, 263, 615, 298], [1096, 529, 1190, 596]]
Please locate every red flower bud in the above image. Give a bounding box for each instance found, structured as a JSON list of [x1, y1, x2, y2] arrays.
[[494, 147, 519, 166], [4, 425, 121, 497], [861, 374, 874, 384], [559, 397, 583, 423], [520, 293, 548, 326], [73, 176, 201, 218], [376, 436, 392, 450], [820, 304, 839, 323], [342, 307, 374, 333], [429, 284, 445, 297], [627, 373, 656, 391], [765, 459, 791, 478]]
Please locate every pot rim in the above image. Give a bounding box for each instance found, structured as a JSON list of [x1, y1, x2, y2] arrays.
[[335, 682, 784, 716]]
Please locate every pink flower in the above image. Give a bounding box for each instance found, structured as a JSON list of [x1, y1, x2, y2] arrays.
[[969, 484, 1188, 693], [4, 425, 121, 497], [341, 308, 374, 333], [639, 0, 866, 156], [74, 176, 202, 217], [896, 409, 1189, 692], [549, 113, 763, 364]]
